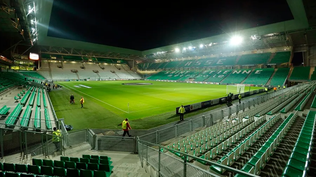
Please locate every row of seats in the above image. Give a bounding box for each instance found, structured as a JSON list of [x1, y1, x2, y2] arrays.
[[139, 52, 290, 70], [269, 68, 290, 86], [281, 93, 306, 113], [282, 111, 316, 176], [211, 114, 280, 174], [238, 113, 297, 176], [167, 118, 246, 153], [0, 163, 109, 177], [0, 105, 10, 115], [290, 67, 310, 81], [243, 68, 274, 85], [267, 93, 298, 115], [294, 88, 314, 111], [201, 117, 266, 164]]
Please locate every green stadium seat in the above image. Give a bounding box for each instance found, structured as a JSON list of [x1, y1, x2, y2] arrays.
[[20, 174, 35, 177], [0, 171, 4, 177], [28, 165, 41, 175], [65, 161, 76, 169], [99, 164, 113, 172], [54, 160, 65, 168], [94, 170, 109, 177], [87, 163, 99, 170], [82, 155, 91, 159], [80, 169, 93, 177], [15, 164, 28, 173], [282, 165, 303, 177], [43, 159, 54, 167], [0, 105, 10, 115], [54, 167, 67, 176], [4, 172, 20, 177], [41, 166, 53, 176], [0, 162, 3, 170], [79, 158, 89, 163], [4, 163, 16, 172], [67, 168, 80, 177], [89, 159, 100, 164], [32, 159, 43, 166], [70, 157, 80, 163], [76, 162, 87, 170], [100, 156, 111, 161], [100, 159, 112, 165], [61, 156, 70, 162]]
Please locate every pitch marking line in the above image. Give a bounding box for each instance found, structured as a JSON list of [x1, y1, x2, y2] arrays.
[[61, 84, 128, 113]]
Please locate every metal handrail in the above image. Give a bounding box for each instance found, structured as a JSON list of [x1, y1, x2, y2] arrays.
[[138, 138, 260, 177]]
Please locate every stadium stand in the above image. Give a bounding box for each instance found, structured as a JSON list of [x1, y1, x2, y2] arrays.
[[237, 53, 271, 65], [212, 56, 238, 66], [178, 71, 201, 81], [243, 68, 274, 85], [289, 66, 310, 81], [221, 69, 252, 84], [269, 51, 291, 64], [269, 68, 290, 86], [204, 70, 232, 83]]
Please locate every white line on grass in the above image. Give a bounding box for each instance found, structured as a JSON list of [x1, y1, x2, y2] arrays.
[[61, 84, 128, 113]]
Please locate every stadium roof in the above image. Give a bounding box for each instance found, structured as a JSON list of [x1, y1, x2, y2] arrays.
[[33, 0, 311, 60]]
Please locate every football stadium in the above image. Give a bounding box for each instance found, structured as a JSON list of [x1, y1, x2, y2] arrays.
[[0, 0, 315, 176]]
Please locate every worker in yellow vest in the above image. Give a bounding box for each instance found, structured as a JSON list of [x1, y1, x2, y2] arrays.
[[122, 118, 132, 137], [238, 94, 242, 104], [80, 97, 84, 108], [178, 105, 186, 121], [52, 127, 62, 152]]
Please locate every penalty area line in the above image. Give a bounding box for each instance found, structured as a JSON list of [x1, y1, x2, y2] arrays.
[[61, 84, 128, 113]]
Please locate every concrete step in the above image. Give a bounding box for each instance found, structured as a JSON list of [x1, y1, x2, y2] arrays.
[[112, 162, 149, 177]]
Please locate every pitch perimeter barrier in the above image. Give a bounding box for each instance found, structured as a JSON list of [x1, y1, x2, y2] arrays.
[[175, 89, 264, 114], [137, 139, 260, 177]]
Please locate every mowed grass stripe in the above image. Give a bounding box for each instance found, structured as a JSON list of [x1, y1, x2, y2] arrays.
[[50, 81, 262, 129], [61, 84, 128, 113]]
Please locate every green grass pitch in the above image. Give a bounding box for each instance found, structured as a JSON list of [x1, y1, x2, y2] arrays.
[[49, 80, 262, 130]]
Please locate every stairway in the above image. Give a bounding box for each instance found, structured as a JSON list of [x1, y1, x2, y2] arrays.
[[266, 68, 278, 85], [260, 116, 305, 176], [75, 73, 80, 80], [240, 69, 254, 84], [267, 53, 276, 64]]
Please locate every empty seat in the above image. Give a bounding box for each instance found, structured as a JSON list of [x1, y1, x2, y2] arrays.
[[32, 159, 43, 166], [94, 170, 109, 177], [89, 159, 100, 164], [54, 167, 67, 176], [80, 158, 90, 163], [54, 160, 65, 168], [61, 156, 70, 162], [70, 157, 80, 163], [15, 164, 28, 173], [80, 169, 93, 177], [88, 163, 99, 170], [67, 168, 80, 177], [41, 166, 53, 176], [4, 172, 20, 177], [65, 161, 76, 169], [43, 159, 54, 167], [76, 162, 87, 170], [82, 155, 91, 159], [0, 163, 3, 170], [4, 163, 15, 172], [28, 165, 41, 174]]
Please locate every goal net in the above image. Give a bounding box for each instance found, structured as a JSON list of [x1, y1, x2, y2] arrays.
[[226, 84, 245, 94]]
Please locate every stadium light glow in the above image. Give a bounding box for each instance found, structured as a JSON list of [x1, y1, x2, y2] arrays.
[[188, 46, 192, 50], [183, 47, 186, 51], [199, 44, 203, 48], [230, 36, 243, 46], [175, 48, 180, 53], [209, 43, 212, 46]]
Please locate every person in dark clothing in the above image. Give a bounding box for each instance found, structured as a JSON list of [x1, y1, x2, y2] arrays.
[[70, 95, 75, 104]]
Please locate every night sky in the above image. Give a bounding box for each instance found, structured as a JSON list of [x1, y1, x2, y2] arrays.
[[48, 0, 293, 51]]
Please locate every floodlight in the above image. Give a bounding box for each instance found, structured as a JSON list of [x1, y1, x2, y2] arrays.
[[188, 46, 192, 50], [209, 43, 212, 46], [29, 52, 39, 60], [230, 36, 243, 46], [175, 48, 180, 53], [183, 47, 186, 51], [199, 44, 203, 48]]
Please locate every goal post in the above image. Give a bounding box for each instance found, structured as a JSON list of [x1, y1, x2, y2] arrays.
[[226, 84, 245, 94]]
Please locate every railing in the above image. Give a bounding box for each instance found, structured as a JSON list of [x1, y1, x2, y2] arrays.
[[138, 139, 260, 177]]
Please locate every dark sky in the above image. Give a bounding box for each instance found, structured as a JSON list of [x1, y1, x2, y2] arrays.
[[48, 0, 293, 51]]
